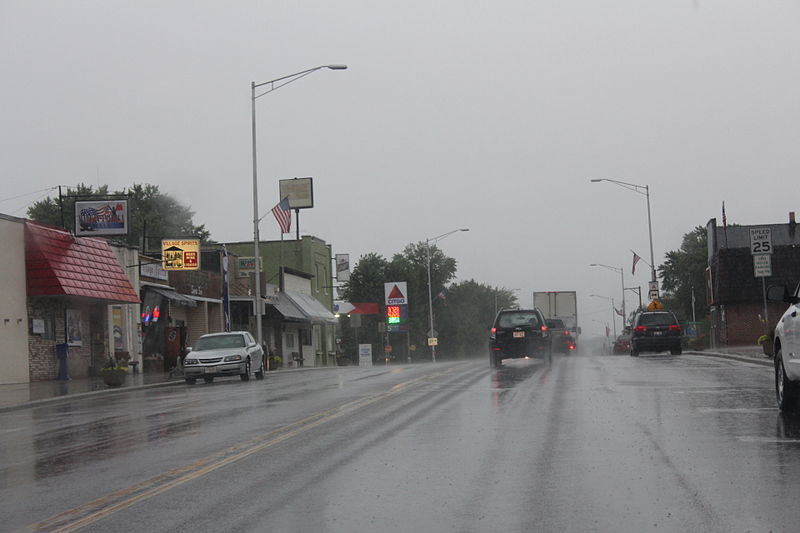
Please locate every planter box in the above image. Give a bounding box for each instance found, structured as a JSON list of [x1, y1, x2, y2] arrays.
[[101, 369, 127, 387]]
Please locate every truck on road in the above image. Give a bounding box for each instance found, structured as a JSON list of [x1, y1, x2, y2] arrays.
[[534, 291, 579, 348]]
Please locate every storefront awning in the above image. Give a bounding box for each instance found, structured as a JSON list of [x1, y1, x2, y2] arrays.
[[273, 291, 307, 321], [284, 291, 337, 324], [25, 221, 139, 304], [143, 286, 197, 307]]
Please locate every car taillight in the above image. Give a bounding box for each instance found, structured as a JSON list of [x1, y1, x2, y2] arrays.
[[541, 325, 548, 332], [669, 325, 681, 332], [569, 344, 575, 350], [564, 331, 569, 336], [491, 327, 497, 334], [635, 326, 647, 333]]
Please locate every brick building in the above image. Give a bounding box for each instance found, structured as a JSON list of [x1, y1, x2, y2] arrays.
[[706, 213, 800, 346]]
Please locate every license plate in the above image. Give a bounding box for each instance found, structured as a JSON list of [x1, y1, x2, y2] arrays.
[[204, 367, 216, 373], [653, 331, 663, 336], [513, 331, 525, 338]]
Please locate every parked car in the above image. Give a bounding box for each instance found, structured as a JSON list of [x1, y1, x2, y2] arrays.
[[629, 311, 682, 356], [546, 318, 576, 353], [612, 333, 631, 355], [767, 284, 800, 411], [183, 331, 265, 384], [489, 308, 552, 367]]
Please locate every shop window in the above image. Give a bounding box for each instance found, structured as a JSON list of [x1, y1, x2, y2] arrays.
[[300, 329, 312, 346]]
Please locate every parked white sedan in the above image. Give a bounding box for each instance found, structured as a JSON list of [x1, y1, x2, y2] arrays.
[[183, 331, 265, 385]]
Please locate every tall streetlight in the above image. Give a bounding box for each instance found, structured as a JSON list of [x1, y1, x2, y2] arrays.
[[426, 228, 469, 363], [589, 263, 625, 325], [251, 64, 347, 346], [590, 179, 656, 286], [590, 294, 616, 338]]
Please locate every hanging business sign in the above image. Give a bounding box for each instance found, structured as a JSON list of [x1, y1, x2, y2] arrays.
[[161, 239, 201, 270], [74, 200, 129, 236], [279, 177, 314, 209], [335, 253, 350, 282]]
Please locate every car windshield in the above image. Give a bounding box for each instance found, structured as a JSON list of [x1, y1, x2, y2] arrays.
[[498, 312, 540, 328], [194, 334, 245, 350], [638, 313, 677, 326]]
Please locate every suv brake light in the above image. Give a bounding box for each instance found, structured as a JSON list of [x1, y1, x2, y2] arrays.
[[491, 327, 497, 334], [668, 325, 681, 332], [540, 325, 548, 332], [635, 326, 647, 333], [564, 330, 569, 336]]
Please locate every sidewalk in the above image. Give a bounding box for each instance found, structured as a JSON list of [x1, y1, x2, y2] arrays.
[[0, 371, 183, 413], [687, 344, 774, 367]]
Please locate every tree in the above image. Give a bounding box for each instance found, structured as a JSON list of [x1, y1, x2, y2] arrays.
[[26, 182, 212, 250], [437, 281, 519, 358], [658, 226, 708, 321]]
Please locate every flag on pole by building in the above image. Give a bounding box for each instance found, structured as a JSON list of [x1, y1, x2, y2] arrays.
[[271, 197, 292, 234], [222, 244, 231, 332], [632, 252, 641, 275], [615, 307, 624, 317], [435, 287, 448, 304]]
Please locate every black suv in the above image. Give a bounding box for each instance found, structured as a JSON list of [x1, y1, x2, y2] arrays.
[[489, 308, 552, 367], [630, 311, 682, 356]]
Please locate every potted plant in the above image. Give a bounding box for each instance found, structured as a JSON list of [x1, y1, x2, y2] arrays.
[[101, 357, 128, 387], [268, 355, 282, 370], [757, 333, 774, 357]]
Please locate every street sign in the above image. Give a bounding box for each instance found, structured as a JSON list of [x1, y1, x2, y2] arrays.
[[648, 281, 659, 300], [427, 337, 438, 346], [427, 328, 438, 338], [754, 253, 772, 277], [750, 227, 772, 255], [358, 344, 372, 367]]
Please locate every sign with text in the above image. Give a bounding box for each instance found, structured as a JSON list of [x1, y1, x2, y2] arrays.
[[279, 177, 314, 209], [750, 227, 772, 255], [358, 344, 373, 367], [75, 200, 129, 236], [384, 282, 408, 305], [754, 253, 773, 277], [161, 239, 201, 270]]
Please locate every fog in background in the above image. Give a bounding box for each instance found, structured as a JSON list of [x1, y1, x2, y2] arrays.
[[2, 1, 799, 336]]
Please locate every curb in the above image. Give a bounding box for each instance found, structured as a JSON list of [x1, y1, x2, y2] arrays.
[[0, 379, 184, 414], [688, 351, 773, 367]]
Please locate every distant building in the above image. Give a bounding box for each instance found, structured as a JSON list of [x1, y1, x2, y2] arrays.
[[706, 213, 800, 346]]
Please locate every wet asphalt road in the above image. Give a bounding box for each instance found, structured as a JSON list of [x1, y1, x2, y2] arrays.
[[1, 350, 798, 532]]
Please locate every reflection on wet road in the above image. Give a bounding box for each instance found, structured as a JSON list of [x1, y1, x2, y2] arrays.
[[2, 351, 799, 532]]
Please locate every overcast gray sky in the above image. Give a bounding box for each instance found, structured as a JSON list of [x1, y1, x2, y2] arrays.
[[2, 1, 799, 335]]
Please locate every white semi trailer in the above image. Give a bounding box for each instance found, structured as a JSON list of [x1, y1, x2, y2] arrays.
[[533, 291, 579, 346]]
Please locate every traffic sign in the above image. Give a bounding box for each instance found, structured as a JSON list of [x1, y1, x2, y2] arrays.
[[754, 253, 772, 277], [750, 227, 772, 255], [427, 328, 438, 338], [427, 337, 438, 346]]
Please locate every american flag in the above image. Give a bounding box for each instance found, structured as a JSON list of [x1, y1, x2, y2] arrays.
[[271, 197, 292, 234]]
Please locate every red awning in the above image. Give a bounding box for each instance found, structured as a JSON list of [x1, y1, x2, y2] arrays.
[[25, 221, 140, 303]]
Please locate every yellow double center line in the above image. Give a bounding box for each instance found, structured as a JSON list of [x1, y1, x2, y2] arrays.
[[27, 371, 449, 532]]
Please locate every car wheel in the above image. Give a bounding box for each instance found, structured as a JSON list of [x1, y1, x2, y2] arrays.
[[490, 352, 502, 368], [775, 348, 799, 412], [203, 376, 214, 384], [255, 359, 265, 380], [671, 347, 682, 355], [185, 378, 196, 385], [240, 359, 251, 381]]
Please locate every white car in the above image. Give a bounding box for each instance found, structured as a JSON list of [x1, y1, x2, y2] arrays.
[[183, 331, 265, 385], [767, 284, 800, 411]]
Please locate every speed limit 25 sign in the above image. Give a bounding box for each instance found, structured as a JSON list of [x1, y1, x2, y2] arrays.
[[750, 227, 772, 255]]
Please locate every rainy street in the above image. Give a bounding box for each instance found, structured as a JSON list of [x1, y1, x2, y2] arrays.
[[1, 351, 798, 532]]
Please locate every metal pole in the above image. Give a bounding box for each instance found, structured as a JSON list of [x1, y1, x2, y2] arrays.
[[691, 285, 697, 323], [762, 277, 769, 324], [611, 297, 617, 338], [426, 238, 436, 363], [251, 82, 263, 347], [620, 268, 626, 326], [645, 185, 656, 284]]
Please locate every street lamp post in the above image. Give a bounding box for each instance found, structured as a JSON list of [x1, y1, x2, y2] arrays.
[[590, 179, 656, 286], [251, 64, 347, 346], [425, 228, 469, 363], [590, 263, 625, 325], [590, 294, 616, 338]]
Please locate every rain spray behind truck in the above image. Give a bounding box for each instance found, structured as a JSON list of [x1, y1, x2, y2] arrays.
[[533, 291, 579, 346]]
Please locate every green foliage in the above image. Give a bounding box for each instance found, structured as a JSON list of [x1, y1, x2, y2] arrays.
[[26, 182, 212, 249], [658, 226, 708, 321]]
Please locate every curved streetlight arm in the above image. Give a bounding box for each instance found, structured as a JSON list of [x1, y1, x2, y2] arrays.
[[590, 263, 626, 321], [590, 178, 647, 196], [428, 228, 470, 243], [253, 65, 348, 99]]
